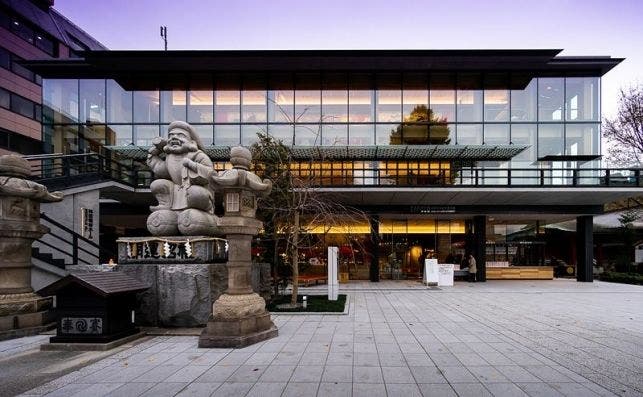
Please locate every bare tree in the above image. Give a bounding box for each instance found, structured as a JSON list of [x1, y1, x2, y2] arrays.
[[251, 129, 369, 307], [604, 86, 643, 167]]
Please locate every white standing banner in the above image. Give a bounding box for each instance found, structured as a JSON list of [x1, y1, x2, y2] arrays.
[[424, 259, 439, 285], [327, 246, 339, 300], [438, 263, 454, 286]]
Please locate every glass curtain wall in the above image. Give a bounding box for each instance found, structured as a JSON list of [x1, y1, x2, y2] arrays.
[[42, 74, 601, 184]]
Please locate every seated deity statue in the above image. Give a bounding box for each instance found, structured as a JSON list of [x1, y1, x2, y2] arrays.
[[146, 121, 217, 236]]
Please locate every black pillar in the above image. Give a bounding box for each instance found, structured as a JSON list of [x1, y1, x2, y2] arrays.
[[473, 215, 487, 282], [369, 214, 380, 282], [576, 215, 594, 282]]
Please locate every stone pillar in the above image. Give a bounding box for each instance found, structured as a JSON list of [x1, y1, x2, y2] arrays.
[[576, 215, 594, 282], [0, 155, 63, 339], [369, 214, 380, 282], [198, 146, 277, 348], [473, 215, 487, 282]]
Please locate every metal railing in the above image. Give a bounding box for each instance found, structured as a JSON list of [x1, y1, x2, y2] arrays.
[[24, 152, 148, 190], [36, 212, 116, 267]]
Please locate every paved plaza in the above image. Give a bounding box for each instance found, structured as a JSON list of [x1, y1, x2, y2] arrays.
[[2, 280, 642, 397]]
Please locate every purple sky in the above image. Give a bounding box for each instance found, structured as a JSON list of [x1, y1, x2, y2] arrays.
[[54, 0, 643, 119]]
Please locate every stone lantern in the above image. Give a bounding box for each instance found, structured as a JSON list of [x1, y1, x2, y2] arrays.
[[0, 155, 63, 338], [186, 146, 277, 347]]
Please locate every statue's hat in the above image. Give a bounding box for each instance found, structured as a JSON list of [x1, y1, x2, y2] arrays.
[[167, 121, 205, 151]]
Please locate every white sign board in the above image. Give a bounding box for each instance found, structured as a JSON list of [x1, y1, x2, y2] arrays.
[[438, 263, 454, 286], [327, 246, 339, 300], [424, 259, 439, 285]]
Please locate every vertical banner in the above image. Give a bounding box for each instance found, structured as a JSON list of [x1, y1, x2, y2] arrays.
[[424, 258, 439, 285], [328, 246, 339, 300]]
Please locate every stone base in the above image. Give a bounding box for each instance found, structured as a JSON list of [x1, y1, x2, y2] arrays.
[[199, 312, 278, 348], [0, 294, 54, 340], [41, 331, 146, 351]]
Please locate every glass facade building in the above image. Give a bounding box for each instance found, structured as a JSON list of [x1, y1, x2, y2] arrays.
[[25, 49, 634, 282]]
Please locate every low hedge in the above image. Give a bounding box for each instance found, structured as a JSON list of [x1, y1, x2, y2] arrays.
[[268, 294, 347, 312], [599, 272, 643, 285]]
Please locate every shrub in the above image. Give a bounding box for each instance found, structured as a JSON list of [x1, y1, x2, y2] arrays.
[[600, 272, 643, 285]]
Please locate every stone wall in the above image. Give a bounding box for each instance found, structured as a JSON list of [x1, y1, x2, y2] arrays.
[[118, 262, 272, 327]]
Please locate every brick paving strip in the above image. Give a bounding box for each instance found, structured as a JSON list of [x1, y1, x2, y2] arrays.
[[0, 279, 640, 397]]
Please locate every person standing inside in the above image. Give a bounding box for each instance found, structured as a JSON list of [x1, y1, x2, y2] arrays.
[[468, 253, 477, 282]]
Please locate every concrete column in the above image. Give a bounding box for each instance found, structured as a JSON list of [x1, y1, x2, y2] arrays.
[[473, 215, 486, 282], [369, 215, 380, 282], [576, 215, 594, 282]]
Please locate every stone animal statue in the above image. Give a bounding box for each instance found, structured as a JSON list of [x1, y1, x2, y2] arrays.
[[146, 121, 218, 236]]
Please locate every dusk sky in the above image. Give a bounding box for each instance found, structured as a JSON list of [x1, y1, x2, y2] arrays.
[[54, 0, 643, 119]]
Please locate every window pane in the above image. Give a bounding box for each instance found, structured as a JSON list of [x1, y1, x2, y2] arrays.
[[215, 91, 240, 123], [377, 90, 401, 122], [403, 73, 428, 121], [242, 124, 266, 146], [134, 125, 159, 146], [538, 78, 564, 121], [456, 90, 483, 122], [241, 90, 266, 122], [108, 124, 133, 146], [510, 124, 537, 164], [0, 87, 9, 109], [430, 123, 455, 145], [538, 124, 564, 157], [566, 77, 599, 121], [11, 94, 34, 118], [511, 78, 536, 121], [322, 90, 347, 122], [457, 124, 482, 145], [349, 124, 374, 145], [430, 73, 456, 123], [322, 124, 348, 145], [484, 90, 509, 121], [45, 124, 80, 154], [349, 90, 373, 122], [214, 124, 240, 145], [295, 125, 319, 145], [268, 124, 293, 145], [161, 90, 186, 123], [192, 124, 213, 146], [188, 90, 213, 123], [268, 90, 294, 122], [484, 124, 510, 145], [133, 91, 159, 123], [566, 123, 599, 155], [43, 79, 78, 123], [295, 90, 321, 122], [79, 79, 105, 123], [376, 124, 396, 145], [106, 80, 132, 123]]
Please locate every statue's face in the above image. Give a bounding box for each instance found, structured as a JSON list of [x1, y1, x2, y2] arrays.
[[164, 129, 197, 154]]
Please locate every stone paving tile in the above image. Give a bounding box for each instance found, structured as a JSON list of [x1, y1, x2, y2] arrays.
[[194, 365, 239, 383], [139, 382, 187, 397], [354, 352, 380, 366], [211, 382, 254, 397], [353, 366, 384, 383], [164, 365, 211, 383], [290, 365, 324, 382], [417, 383, 457, 397], [438, 366, 478, 383], [386, 382, 423, 396], [317, 382, 352, 397], [103, 382, 156, 397], [449, 382, 492, 397], [226, 364, 267, 383], [353, 382, 387, 397], [321, 365, 352, 383], [466, 365, 511, 383], [282, 381, 319, 397], [174, 382, 220, 397], [258, 364, 296, 382], [483, 382, 529, 397]]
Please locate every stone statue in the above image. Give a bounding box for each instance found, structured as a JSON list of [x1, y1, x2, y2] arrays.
[[146, 121, 217, 236], [0, 154, 62, 337]]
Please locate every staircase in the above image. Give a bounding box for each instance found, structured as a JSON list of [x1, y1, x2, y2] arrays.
[[31, 247, 67, 270]]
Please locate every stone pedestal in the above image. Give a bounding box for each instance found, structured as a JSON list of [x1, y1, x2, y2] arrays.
[[0, 155, 62, 339], [199, 218, 277, 348]]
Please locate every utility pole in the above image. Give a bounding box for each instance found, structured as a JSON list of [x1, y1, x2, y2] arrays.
[[160, 26, 167, 50]]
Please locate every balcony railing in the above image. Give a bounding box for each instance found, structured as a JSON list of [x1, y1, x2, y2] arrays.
[[23, 152, 642, 189]]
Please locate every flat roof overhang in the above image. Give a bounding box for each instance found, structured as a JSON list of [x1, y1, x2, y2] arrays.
[[311, 187, 643, 209], [21, 49, 624, 90], [107, 144, 527, 161]]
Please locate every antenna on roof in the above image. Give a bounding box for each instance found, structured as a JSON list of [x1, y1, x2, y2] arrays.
[[160, 26, 168, 51]]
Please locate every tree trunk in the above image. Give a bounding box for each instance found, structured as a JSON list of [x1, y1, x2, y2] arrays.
[[291, 211, 299, 306]]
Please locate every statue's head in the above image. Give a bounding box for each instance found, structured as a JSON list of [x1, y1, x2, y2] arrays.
[[163, 121, 204, 154], [230, 146, 252, 170]]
